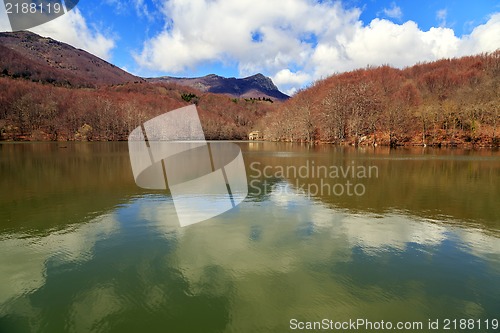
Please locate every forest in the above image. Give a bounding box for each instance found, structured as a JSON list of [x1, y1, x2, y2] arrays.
[[0, 51, 498, 147], [261, 51, 499, 147], [0, 78, 274, 141]]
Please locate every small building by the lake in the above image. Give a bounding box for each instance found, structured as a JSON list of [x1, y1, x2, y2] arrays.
[[248, 131, 262, 140]]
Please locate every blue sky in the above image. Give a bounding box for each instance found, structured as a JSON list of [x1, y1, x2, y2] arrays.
[[1, 0, 499, 94]]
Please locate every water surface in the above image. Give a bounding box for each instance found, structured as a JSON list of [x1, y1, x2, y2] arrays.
[[0, 142, 499, 332]]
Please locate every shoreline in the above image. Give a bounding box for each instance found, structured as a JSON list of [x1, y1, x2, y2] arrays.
[[1, 138, 498, 149]]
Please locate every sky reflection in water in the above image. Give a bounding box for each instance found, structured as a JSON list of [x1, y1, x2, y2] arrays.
[[0, 143, 499, 332]]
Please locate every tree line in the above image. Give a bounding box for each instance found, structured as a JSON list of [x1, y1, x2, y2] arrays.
[[260, 51, 499, 147], [0, 51, 498, 147], [0, 78, 274, 141]]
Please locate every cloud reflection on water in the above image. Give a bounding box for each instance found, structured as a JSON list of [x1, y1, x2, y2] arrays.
[[0, 187, 499, 332]]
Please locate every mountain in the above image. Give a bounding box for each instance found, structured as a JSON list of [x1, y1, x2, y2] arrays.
[[0, 31, 279, 142], [147, 73, 289, 101], [0, 31, 288, 101], [0, 31, 143, 87]]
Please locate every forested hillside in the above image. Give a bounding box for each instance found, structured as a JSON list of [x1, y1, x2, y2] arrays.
[[0, 42, 498, 146], [0, 31, 143, 87], [260, 51, 499, 147], [0, 78, 274, 141], [0, 31, 279, 142]]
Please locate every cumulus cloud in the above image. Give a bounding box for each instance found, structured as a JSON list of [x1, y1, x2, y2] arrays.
[[310, 13, 500, 83], [311, 19, 461, 76], [29, 9, 116, 61], [134, 0, 500, 94], [273, 69, 312, 95], [134, 0, 361, 90], [458, 13, 500, 55], [0, 5, 116, 61], [2, 0, 498, 94]]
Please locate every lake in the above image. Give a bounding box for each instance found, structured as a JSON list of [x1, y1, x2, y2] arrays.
[[0, 142, 499, 332]]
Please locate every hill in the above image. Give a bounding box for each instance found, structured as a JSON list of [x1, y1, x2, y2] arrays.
[[0, 77, 276, 141], [260, 51, 499, 147], [0, 30, 287, 99], [0, 31, 143, 87], [0, 31, 277, 141], [147, 73, 289, 101], [1, 31, 497, 147]]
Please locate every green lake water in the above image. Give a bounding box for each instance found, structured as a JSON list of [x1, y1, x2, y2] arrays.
[[0, 142, 499, 332]]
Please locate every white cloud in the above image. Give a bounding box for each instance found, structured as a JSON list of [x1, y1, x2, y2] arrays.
[[134, 0, 360, 91], [273, 69, 311, 95], [436, 8, 448, 27], [382, 2, 403, 20], [133, 0, 155, 22], [29, 8, 116, 61], [134, 0, 500, 93], [458, 13, 500, 55], [310, 13, 500, 80], [311, 19, 462, 76], [0, 5, 116, 61]]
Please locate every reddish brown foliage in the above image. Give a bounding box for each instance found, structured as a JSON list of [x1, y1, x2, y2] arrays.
[[0, 31, 142, 87], [0, 78, 276, 141], [264, 51, 499, 147]]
